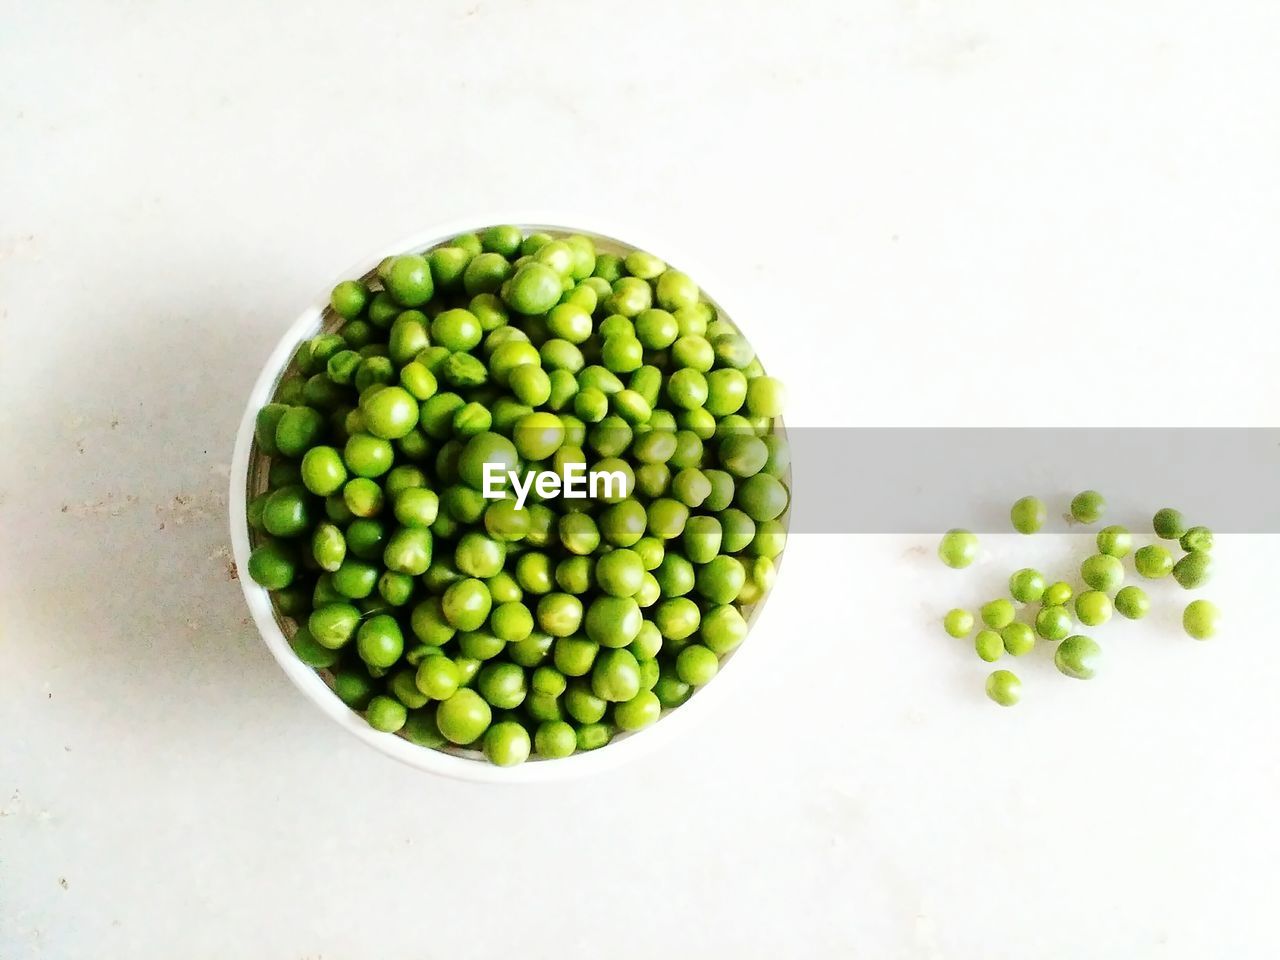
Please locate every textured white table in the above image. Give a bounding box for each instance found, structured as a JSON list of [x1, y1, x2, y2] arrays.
[[3, 2, 1278, 957]]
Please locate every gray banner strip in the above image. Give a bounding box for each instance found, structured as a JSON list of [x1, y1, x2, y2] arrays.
[[784, 428, 1279, 533]]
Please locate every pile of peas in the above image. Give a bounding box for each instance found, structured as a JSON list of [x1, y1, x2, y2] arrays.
[[245, 226, 790, 765], [939, 492, 1219, 707]]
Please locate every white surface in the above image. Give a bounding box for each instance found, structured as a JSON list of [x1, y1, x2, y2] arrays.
[[2, 2, 1278, 958]]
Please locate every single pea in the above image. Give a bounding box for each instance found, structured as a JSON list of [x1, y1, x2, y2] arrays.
[[1035, 605, 1073, 641], [289, 626, 340, 669], [331, 556, 379, 599], [483, 721, 531, 766], [1094, 525, 1132, 558], [699, 605, 746, 656], [463, 252, 512, 297], [435, 688, 492, 744], [1080, 554, 1124, 593], [546, 303, 593, 344], [247, 541, 296, 589], [384, 527, 433, 576], [695, 555, 745, 605], [1074, 590, 1113, 627], [1009, 496, 1046, 534], [429, 246, 470, 292], [704, 368, 748, 417], [415, 654, 462, 701], [1134, 544, 1175, 579], [330, 279, 369, 319], [365, 695, 408, 733], [356, 614, 404, 669], [1009, 568, 1046, 604], [505, 263, 562, 315], [675, 644, 719, 686], [591, 648, 642, 703], [585, 596, 643, 648], [1182, 599, 1219, 639], [308, 602, 361, 649], [937, 529, 979, 569], [735, 474, 788, 522], [719, 434, 768, 478], [1070, 490, 1106, 524], [262, 486, 312, 538], [275, 406, 326, 458], [383, 254, 434, 306], [985, 670, 1022, 707], [980, 598, 1016, 630], [745, 376, 785, 419], [476, 662, 527, 709], [944, 608, 974, 638], [537, 593, 584, 638], [1114, 586, 1150, 620], [441, 578, 492, 632], [343, 433, 394, 478], [393, 487, 439, 529], [654, 597, 701, 641], [1055, 635, 1102, 679], [1001, 622, 1036, 656], [1172, 551, 1213, 589], [535, 720, 577, 759], [403, 708, 447, 748], [1179, 526, 1213, 553], [1153, 507, 1187, 540], [653, 671, 692, 709]]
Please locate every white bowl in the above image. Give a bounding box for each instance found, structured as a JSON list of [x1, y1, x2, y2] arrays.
[[229, 216, 788, 783]]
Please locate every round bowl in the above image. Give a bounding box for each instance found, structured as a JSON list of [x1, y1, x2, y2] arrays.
[[229, 216, 790, 782]]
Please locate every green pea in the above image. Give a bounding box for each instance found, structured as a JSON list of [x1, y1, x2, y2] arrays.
[[985, 670, 1021, 707], [654, 597, 700, 641], [262, 486, 312, 538], [1035, 605, 1073, 641], [591, 648, 642, 703], [584, 596, 642, 648], [384, 527, 433, 576], [365, 695, 408, 733], [695, 555, 745, 605], [383, 254, 434, 306], [429, 247, 470, 292], [441, 578, 492, 632], [1070, 490, 1106, 524], [1010, 496, 1046, 534], [275, 406, 326, 458], [333, 668, 376, 709], [435, 688, 492, 744], [289, 626, 340, 669], [247, 541, 296, 590], [943, 608, 974, 639], [1001, 622, 1035, 656], [332, 556, 378, 599], [1114, 586, 1150, 620], [1135, 545, 1174, 579], [1172, 551, 1213, 589], [735, 474, 788, 522], [675, 644, 718, 686], [505, 263, 562, 315], [1080, 554, 1124, 593], [1008, 568, 1045, 604], [463, 253, 512, 297], [415, 653, 461, 703], [357, 614, 404, 669], [482, 721, 530, 766], [1179, 526, 1213, 553], [535, 720, 577, 758], [403, 708, 447, 748], [476, 662, 527, 710], [1152, 507, 1186, 540], [537, 593, 584, 638], [1096, 525, 1132, 558], [330, 279, 369, 319], [308, 602, 360, 649], [1074, 590, 1112, 627], [937, 529, 979, 569], [1182, 599, 1219, 639], [980, 599, 1015, 630], [344, 432, 394, 478], [1055, 635, 1102, 679]]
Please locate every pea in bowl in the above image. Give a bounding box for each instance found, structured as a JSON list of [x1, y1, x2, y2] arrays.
[[229, 218, 790, 782]]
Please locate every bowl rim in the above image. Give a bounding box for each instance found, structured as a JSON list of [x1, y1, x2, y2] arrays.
[[229, 213, 787, 783]]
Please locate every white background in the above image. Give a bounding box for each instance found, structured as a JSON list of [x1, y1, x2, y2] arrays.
[[3, 2, 1278, 957]]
